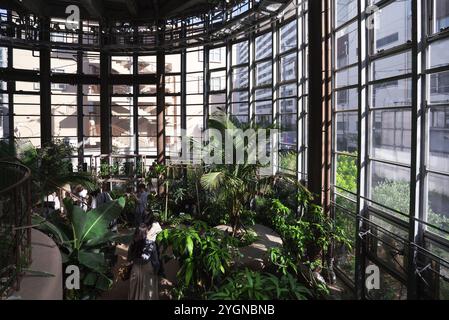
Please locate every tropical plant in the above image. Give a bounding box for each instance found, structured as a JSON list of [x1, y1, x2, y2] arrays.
[[157, 221, 237, 299], [267, 184, 351, 295], [0, 140, 95, 206], [32, 198, 131, 299], [268, 247, 298, 276], [207, 268, 310, 300], [200, 117, 271, 236]]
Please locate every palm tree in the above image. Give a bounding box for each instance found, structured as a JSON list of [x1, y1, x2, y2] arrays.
[[200, 115, 272, 236]]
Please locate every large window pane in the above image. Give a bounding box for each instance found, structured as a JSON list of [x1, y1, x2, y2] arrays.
[[372, 109, 411, 165], [255, 33, 272, 60], [280, 20, 297, 53], [335, 0, 357, 28], [336, 21, 358, 68], [336, 112, 358, 153], [429, 106, 449, 172], [371, 161, 411, 216], [232, 41, 248, 65], [428, 173, 449, 236], [431, 0, 449, 34], [280, 53, 297, 82], [370, 79, 412, 108], [370, 0, 412, 54]]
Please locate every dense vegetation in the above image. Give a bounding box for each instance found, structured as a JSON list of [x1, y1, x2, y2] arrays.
[[11, 122, 447, 300]]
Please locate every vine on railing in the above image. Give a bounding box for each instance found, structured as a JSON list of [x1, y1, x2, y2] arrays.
[[0, 161, 32, 298]]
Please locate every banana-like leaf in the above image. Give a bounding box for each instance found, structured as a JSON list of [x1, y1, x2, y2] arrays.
[[78, 250, 107, 274], [84, 231, 133, 248], [79, 197, 125, 245], [95, 273, 114, 291], [31, 214, 71, 252], [83, 272, 113, 291], [60, 252, 70, 264], [83, 272, 98, 286], [71, 205, 88, 249]]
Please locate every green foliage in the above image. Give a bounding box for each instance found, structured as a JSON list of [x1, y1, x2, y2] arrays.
[[207, 268, 310, 300], [268, 247, 298, 276], [200, 116, 272, 235], [272, 186, 351, 260], [336, 154, 357, 193], [147, 163, 168, 180], [279, 151, 298, 175], [373, 180, 449, 238], [145, 163, 205, 223], [157, 222, 236, 299], [0, 140, 95, 204], [267, 184, 352, 295], [373, 180, 411, 215], [32, 198, 132, 299], [110, 188, 138, 227]]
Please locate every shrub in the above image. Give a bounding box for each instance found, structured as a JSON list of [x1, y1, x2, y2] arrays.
[[157, 221, 237, 299], [207, 268, 310, 300]]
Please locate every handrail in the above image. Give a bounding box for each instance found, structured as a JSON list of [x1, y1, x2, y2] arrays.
[[0, 161, 32, 297], [0, 161, 31, 195]]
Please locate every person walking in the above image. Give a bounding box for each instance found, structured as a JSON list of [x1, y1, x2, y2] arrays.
[[127, 215, 162, 300]]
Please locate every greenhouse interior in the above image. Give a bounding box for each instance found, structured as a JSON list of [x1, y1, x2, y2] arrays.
[[0, 0, 448, 301]]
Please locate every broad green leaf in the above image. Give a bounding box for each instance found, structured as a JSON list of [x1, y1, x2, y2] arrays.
[[83, 272, 98, 286], [84, 231, 133, 248], [71, 205, 87, 248], [185, 236, 194, 257], [78, 250, 107, 274], [185, 261, 194, 285], [31, 214, 71, 249], [80, 198, 125, 244], [95, 273, 113, 291]]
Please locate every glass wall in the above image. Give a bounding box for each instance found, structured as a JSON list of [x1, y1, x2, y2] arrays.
[[332, 0, 449, 299], [0, 0, 308, 176]]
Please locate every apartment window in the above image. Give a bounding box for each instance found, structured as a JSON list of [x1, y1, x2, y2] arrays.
[[208, 47, 225, 64], [430, 71, 449, 94], [434, 0, 449, 32], [337, 90, 349, 105], [376, 32, 399, 49]]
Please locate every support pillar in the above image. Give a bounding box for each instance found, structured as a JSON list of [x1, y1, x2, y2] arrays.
[[39, 19, 52, 146], [307, 0, 331, 211]]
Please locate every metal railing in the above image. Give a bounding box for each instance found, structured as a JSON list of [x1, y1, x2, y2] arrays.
[[94, 154, 153, 183], [0, 161, 32, 298]]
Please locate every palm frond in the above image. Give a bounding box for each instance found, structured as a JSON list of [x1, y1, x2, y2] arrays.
[[200, 171, 226, 191]]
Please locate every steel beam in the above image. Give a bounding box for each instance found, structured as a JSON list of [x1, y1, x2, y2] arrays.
[[39, 18, 52, 146]]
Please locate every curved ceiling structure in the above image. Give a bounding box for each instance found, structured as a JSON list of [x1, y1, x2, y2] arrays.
[[0, 0, 287, 21], [0, 0, 292, 52]]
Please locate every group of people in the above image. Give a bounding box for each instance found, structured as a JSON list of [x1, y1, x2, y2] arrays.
[[127, 213, 163, 300], [67, 182, 164, 300], [122, 183, 164, 300], [70, 183, 113, 212], [70, 182, 150, 226]]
